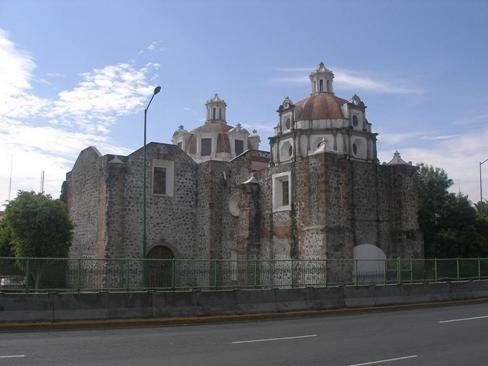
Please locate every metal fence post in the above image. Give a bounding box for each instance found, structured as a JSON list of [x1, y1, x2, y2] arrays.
[[456, 258, 460, 281], [354, 259, 358, 286], [478, 257, 481, 280], [24, 258, 30, 292], [126, 258, 130, 291], [77, 258, 82, 292], [213, 259, 218, 289], [397, 257, 401, 284], [410, 259, 413, 282], [434, 258, 438, 282], [172, 258, 176, 290], [324, 259, 328, 287], [254, 260, 258, 288]]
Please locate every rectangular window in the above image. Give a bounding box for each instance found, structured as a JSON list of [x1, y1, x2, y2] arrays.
[[282, 180, 289, 206], [201, 138, 212, 156], [235, 139, 244, 155], [272, 172, 291, 212], [153, 167, 166, 195]]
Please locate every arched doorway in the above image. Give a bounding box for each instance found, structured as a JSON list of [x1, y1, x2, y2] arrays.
[[353, 244, 386, 284], [145, 245, 175, 288]]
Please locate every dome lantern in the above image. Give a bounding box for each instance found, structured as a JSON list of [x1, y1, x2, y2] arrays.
[[205, 93, 227, 124], [309, 62, 334, 95]]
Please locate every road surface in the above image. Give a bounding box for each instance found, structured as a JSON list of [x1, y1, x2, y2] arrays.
[[1, 302, 488, 365]]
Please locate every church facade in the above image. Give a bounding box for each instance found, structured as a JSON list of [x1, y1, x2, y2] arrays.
[[63, 63, 423, 287]]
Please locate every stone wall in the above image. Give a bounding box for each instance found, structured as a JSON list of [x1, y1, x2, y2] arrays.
[[65, 144, 422, 290], [122, 143, 198, 259], [252, 152, 423, 264], [66, 147, 106, 259]]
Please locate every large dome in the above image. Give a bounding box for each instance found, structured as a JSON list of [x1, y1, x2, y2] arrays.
[[294, 93, 347, 120]]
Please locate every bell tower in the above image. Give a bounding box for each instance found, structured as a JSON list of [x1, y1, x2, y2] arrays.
[[309, 62, 334, 94], [206, 93, 227, 124]]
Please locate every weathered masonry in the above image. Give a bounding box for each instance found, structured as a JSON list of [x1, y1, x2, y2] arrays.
[[63, 62, 423, 288]]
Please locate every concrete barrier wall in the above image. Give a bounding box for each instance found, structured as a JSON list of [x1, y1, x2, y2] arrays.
[[1, 280, 488, 323]]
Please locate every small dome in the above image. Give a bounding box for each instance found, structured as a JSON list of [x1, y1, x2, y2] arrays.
[[206, 93, 226, 105], [387, 151, 409, 165], [295, 93, 347, 121]]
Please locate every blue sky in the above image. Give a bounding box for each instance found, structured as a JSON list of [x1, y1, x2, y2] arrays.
[[1, 0, 488, 207]]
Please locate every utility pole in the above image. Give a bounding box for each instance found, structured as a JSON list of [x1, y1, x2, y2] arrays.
[[142, 86, 162, 259], [8, 155, 13, 201], [40, 170, 45, 194], [481, 158, 488, 202]]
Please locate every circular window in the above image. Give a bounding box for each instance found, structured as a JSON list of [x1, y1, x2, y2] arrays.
[[352, 115, 358, 127], [285, 118, 291, 130], [288, 145, 293, 157], [352, 143, 358, 155]]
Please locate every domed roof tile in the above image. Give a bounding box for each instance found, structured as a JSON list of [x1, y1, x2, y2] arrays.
[[294, 93, 347, 120]]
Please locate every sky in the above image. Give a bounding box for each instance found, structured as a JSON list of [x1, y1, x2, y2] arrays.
[[1, 0, 488, 209]]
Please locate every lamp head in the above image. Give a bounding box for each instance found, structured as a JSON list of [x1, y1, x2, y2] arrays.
[[153, 86, 162, 95]]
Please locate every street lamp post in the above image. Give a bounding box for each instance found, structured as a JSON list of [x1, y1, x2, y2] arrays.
[[143, 86, 162, 260], [480, 158, 488, 203]]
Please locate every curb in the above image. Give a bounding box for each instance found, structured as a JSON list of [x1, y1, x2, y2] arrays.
[[1, 297, 487, 331]]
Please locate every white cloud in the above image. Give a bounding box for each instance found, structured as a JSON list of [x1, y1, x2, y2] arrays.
[[241, 122, 275, 132], [452, 113, 488, 127], [420, 134, 459, 141], [47, 62, 159, 134], [334, 68, 420, 95], [138, 40, 164, 55], [0, 120, 132, 208], [379, 129, 488, 202], [272, 66, 420, 95], [0, 29, 49, 119], [0, 29, 158, 209], [378, 132, 421, 146]]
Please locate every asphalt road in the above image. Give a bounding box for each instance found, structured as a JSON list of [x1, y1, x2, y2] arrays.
[[1, 303, 488, 365]]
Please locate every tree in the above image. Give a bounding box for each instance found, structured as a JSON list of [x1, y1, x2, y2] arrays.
[[474, 201, 488, 218], [0, 220, 15, 257], [4, 191, 73, 288], [417, 164, 453, 257], [417, 164, 488, 258]]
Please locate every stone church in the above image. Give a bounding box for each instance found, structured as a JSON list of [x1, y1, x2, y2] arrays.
[[63, 63, 423, 287]]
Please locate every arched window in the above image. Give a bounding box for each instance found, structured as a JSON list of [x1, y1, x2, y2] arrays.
[[352, 115, 359, 127], [319, 79, 323, 92], [212, 107, 216, 120], [327, 80, 331, 92]]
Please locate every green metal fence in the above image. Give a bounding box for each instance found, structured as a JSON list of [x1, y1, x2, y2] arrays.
[[1, 257, 488, 292]]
